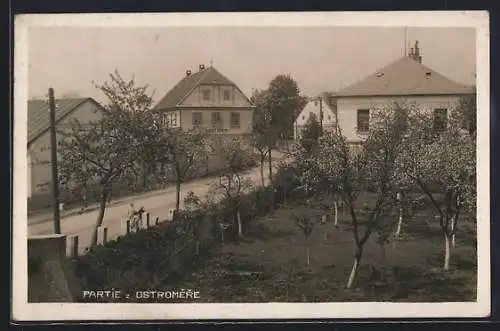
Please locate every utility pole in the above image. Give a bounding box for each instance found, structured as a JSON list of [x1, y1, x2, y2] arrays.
[[48, 88, 61, 234], [319, 96, 324, 135]]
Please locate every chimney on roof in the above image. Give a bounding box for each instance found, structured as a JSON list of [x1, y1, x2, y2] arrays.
[[408, 40, 422, 63], [199, 64, 205, 71], [186, 70, 192, 76]]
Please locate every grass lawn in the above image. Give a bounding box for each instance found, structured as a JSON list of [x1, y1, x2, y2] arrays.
[[164, 193, 477, 302]]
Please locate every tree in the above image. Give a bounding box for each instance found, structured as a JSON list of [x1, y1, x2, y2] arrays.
[[251, 131, 269, 187], [299, 112, 322, 155], [58, 71, 157, 247], [266, 74, 308, 141], [397, 107, 476, 270], [251, 89, 277, 184], [456, 94, 477, 138], [294, 214, 314, 266], [157, 128, 207, 213], [97, 70, 158, 190], [210, 137, 254, 237], [304, 107, 407, 289]]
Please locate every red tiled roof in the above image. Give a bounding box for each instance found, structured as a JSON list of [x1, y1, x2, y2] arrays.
[[153, 66, 238, 110], [333, 56, 475, 97]]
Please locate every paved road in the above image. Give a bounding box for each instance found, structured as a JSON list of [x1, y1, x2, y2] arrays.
[[28, 153, 291, 255]]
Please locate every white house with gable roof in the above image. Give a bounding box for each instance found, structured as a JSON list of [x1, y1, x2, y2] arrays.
[[294, 93, 337, 140], [331, 40, 475, 143]]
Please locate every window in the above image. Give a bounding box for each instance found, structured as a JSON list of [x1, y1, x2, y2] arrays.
[[211, 112, 222, 128], [328, 115, 331, 121], [223, 90, 231, 101], [202, 89, 211, 101], [192, 112, 202, 127], [230, 112, 240, 128], [433, 108, 448, 132], [163, 112, 178, 127], [357, 109, 370, 133]]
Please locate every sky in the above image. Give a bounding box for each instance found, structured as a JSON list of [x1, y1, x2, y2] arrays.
[[27, 26, 476, 105]]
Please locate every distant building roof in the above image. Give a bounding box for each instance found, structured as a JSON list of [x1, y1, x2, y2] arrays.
[[333, 56, 475, 98], [153, 66, 244, 110], [28, 97, 98, 145]]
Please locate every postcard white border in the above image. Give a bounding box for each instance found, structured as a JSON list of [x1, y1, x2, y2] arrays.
[[12, 11, 490, 321]]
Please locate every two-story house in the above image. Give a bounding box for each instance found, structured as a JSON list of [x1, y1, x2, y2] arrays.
[[27, 97, 104, 210], [152, 64, 255, 136], [332, 41, 475, 143]]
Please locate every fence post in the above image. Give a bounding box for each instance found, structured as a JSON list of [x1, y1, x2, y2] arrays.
[[122, 219, 131, 235], [97, 226, 108, 245], [67, 235, 79, 257], [146, 213, 150, 229]]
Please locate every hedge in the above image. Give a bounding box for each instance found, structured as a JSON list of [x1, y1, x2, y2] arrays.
[[70, 162, 303, 301]]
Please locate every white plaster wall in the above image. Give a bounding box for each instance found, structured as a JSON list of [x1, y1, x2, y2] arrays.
[[336, 95, 462, 143]]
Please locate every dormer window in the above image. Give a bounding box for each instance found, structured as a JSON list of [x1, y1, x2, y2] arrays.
[[375, 72, 384, 78]]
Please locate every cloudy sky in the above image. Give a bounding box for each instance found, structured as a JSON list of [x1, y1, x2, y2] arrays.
[[27, 26, 476, 104]]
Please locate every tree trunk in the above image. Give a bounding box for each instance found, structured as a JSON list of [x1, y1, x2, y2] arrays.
[[142, 162, 148, 190], [380, 243, 387, 281], [451, 216, 456, 248], [236, 207, 243, 237], [175, 178, 181, 212], [333, 200, 339, 227], [346, 247, 363, 289], [260, 156, 265, 187], [395, 208, 403, 237], [268, 148, 273, 182], [444, 233, 451, 271], [90, 188, 109, 247]]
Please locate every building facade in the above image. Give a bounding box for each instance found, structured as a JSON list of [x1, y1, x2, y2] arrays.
[[153, 65, 255, 136], [332, 41, 475, 143], [27, 97, 104, 208], [294, 94, 337, 140]]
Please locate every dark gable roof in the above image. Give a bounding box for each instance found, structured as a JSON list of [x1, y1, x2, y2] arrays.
[[333, 56, 475, 98], [28, 97, 94, 145], [153, 66, 239, 110]]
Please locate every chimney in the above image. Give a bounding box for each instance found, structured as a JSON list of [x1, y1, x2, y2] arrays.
[[186, 70, 192, 76], [409, 40, 422, 63], [199, 64, 205, 71]]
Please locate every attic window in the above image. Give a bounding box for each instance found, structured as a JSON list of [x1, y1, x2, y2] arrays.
[[425, 71, 432, 78], [375, 72, 384, 78]]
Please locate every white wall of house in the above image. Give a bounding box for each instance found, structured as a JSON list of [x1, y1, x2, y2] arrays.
[[27, 100, 103, 199], [336, 95, 463, 143], [294, 99, 336, 140]]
